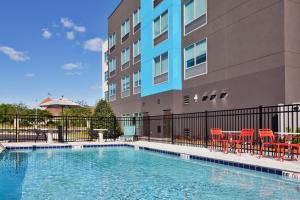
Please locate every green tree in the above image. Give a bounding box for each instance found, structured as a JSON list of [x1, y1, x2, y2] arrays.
[[0, 103, 52, 126], [63, 107, 92, 117], [93, 100, 122, 138]]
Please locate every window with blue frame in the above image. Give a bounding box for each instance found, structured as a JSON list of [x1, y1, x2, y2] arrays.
[[184, 0, 207, 26], [153, 11, 168, 38]]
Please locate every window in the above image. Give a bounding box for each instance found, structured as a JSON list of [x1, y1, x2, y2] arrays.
[[133, 70, 141, 88], [109, 58, 116, 75], [121, 47, 130, 65], [109, 82, 116, 97], [184, 0, 207, 25], [104, 91, 109, 101], [184, 38, 207, 79], [121, 75, 130, 98], [104, 51, 108, 63], [104, 71, 108, 81], [154, 52, 168, 78], [121, 75, 130, 92], [184, 0, 207, 34], [133, 40, 141, 58], [121, 18, 130, 38], [153, 11, 168, 38], [185, 39, 207, 69], [133, 9, 140, 28], [109, 33, 116, 50]]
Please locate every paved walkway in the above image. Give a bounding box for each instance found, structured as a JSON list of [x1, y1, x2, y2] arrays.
[[2, 141, 300, 173], [133, 141, 300, 173]]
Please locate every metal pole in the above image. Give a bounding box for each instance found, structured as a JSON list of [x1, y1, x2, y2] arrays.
[[205, 111, 208, 148], [171, 114, 174, 144], [259, 106, 263, 129]]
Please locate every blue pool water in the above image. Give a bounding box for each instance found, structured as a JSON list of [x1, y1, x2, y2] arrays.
[[0, 147, 299, 200]]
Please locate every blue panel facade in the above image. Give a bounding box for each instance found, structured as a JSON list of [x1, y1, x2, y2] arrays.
[[140, 0, 182, 97]]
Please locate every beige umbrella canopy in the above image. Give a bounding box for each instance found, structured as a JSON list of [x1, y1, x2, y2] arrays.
[[40, 97, 80, 114]]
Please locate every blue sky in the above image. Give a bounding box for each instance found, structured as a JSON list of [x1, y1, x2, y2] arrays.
[[0, 0, 120, 107]]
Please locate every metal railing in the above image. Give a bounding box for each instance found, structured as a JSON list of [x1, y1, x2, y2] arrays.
[[1, 104, 300, 158], [0, 115, 118, 143]]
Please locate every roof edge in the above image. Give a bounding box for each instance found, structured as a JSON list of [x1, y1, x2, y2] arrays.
[[108, 0, 124, 20]]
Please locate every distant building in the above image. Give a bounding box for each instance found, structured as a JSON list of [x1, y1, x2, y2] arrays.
[[39, 97, 61, 116], [39, 97, 79, 116], [102, 40, 109, 101]]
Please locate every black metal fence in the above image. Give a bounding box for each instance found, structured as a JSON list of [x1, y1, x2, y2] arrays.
[[1, 104, 300, 157], [0, 115, 118, 143], [136, 104, 300, 157]]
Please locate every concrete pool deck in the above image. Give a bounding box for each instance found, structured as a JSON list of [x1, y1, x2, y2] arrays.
[[1, 141, 300, 175]]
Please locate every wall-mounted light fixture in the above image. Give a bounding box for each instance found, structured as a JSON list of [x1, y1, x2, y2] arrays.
[[210, 90, 217, 101], [202, 92, 208, 101], [220, 91, 228, 99], [210, 94, 217, 100]]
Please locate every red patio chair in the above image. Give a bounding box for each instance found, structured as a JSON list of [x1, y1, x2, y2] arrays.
[[276, 135, 300, 161], [210, 128, 228, 153], [229, 129, 255, 155], [258, 129, 280, 159]]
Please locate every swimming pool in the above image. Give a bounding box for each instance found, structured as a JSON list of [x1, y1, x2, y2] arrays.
[[0, 147, 299, 200]]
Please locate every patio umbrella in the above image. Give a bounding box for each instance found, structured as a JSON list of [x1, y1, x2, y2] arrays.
[[40, 97, 80, 115]]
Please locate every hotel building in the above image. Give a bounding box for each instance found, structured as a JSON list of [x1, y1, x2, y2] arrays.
[[106, 0, 300, 117]]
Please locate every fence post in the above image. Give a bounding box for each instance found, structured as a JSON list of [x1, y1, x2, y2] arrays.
[[15, 114, 18, 142], [148, 116, 150, 142], [259, 106, 263, 129], [171, 114, 174, 144], [205, 111, 208, 148], [113, 116, 117, 140], [64, 116, 68, 143]]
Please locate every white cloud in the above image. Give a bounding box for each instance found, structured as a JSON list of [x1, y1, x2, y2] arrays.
[[60, 17, 74, 28], [24, 73, 35, 78], [65, 71, 81, 76], [83, 38, 103, 52], [66, 32, 75, 40], [0, 46, 30, 62], [74, 26, 86, 33], [62, 62, 82, 70], [41, 28, 52, 39], [60, 17, 86, 33]]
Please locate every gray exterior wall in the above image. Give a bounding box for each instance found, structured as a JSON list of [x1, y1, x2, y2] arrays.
[[284, 0, 300, 104], [181, 0, 287, 113], [108, 0, 142, 117]]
